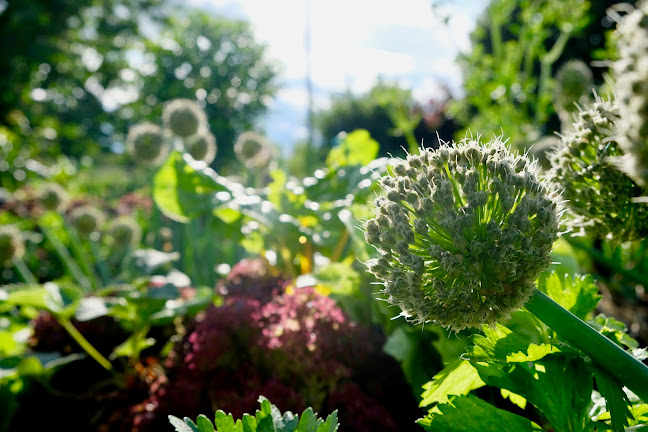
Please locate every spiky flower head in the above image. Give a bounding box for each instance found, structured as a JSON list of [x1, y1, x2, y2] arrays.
[[69, 205, 106, 236], [0, 224, 25, 266], [108, 216, 141, 248], [364, 137, 561, 331], [162, 99, 207, 138], [126, 122, 169, 165], [38, 183, 68, 211], [548, 96, 648, 241], [612, 1, 648, 186], [234, 131, 274, 169], [184, 129, 217, 164], [554, 60, 593, 124]]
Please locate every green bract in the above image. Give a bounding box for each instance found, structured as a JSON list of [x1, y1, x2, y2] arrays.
[[108, 216, 141, 248], [184, 129, 217, 164], [126, 122, 169, 165], [364, 137, 561, 331], [234, 131, 273, 169], [548, 97, 648, 241], [69, 205, 106, 236], [613, 0, 648, 187], [162, 98, 207, 138], [39, 183, 68, 211], [0, 224, 24, 266]]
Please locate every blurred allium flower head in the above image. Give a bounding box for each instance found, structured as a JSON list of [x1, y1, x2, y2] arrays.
[[554, 60, 593, 124], [364, 137, 562, 331], [0, 224, 25, 265], [162, 98, 207, 138], [184, 129, 217, 164], [38, 182, 68, 211], [529, 135, 562, 171], [548, 96, 648, 241], [612, 0, 648, 186], [234, 131, 274, 169], [126, 122, 169, 165], [69, 205, 106, 236], [108, 216, 141, 248]]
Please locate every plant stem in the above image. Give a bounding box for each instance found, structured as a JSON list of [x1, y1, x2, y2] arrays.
[[58, 317, 113, 372], [12, 257, 37, 284], [526, 289, 648, 401], [42, 226, 92, 293]]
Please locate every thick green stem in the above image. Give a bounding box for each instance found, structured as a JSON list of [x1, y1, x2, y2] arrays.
[[58, 317, 113, 372], [526, 289, 648, 401], [13, 257, 37, 284]]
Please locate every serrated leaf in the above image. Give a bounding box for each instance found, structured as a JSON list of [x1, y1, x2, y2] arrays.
[[168, 416, 195, 432], [184, 417, 201, 432], [196, 415, 216, 432], [593, 367, 634, 432], [241, 414, 257, 432], [420, 360, 485, 407], [214, 411, 237, 432], [417, 395, 544, 431], [316, 411, 338, 432], [295, 408, 319, 432], [466, 324, 557, 363], [537, 273, 601, 320], [588, 314, 640, 350]]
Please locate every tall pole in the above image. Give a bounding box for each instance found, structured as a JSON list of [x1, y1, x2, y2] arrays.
[[305, 0, 314, 170]]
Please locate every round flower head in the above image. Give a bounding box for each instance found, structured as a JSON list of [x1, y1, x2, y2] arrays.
[[612, 1, 648, 186], [126, 122, 169, 165], [162, 99, 207, 138], [108, 216, 141, 248], [548, 96, 648, 241], [553, 60, 593, 125], [69, 205, 106, 236], [233, 131, 274, 169], [184, 129, 217, 164], [364, 137, 562, 331], [0, 225, 25, 266], [39, 183, 68, 211]]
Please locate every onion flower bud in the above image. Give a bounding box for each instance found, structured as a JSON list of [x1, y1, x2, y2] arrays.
[[234, 131, 274, 169], [162, 99, 207, 138], [364, 137, 562, 331], [38, 183, 68, 211], [69, 205, 106, 236], [126, 122, 169, 165], [548, 96, 648, 241], [108, 216, 141, 248], [184, 129, 217, 164], [0, 224, 25, 266]]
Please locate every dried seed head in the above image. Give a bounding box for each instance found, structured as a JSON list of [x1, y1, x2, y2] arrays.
[[364, 136, 562, 331], [0, 225, 25, 266], [126, 122, 170, 165], [39, 183, 68, 211], [234, 131, 273, 169], [108, 216, 141, 248], [184, 129, 217, 164], [69, 206, 106, 236], [162, 99, 207, 138]]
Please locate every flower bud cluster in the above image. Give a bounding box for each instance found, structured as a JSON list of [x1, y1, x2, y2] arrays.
[[613, 1, 648, 186], [364, 137, 562, 331], [234, 131, 274, 169], [0, 224, 25, 265], [69, 205, 106, 236], [108, 216, 141, 248], [162, 99, 207, 138], [184, 129, 217, 164], [126, 122, 170, 165], [548, 97, 648, 241], [39, 182, 68, 211]]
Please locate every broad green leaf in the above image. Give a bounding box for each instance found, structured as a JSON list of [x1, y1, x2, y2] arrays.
[[316, 412, 338, 432], [111, 335, 155, 360], [466, 324, 557, 363], [295, 408, 319, 432], [153, 151, 231, 222], [214, 411, 237, 432], [417, 395, 543, 431], [420, 360, 485, 407], [74, 297, 108, 322], [44, 282, 83, 319], [593, 367, 634, 432], [196, 415, 216, 432], [501, 389, 527, 409], [241, 414, 257, 432], [326, 129, 379, 168], [588, 314, 640, 350], [0, 285, 48, 311], [537, 272, 601, 320]]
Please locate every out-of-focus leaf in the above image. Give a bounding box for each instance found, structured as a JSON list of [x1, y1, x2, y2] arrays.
[[326, 129, 379, 168], [129, 249, 180, 275], [74, 297, 109, 322], [588, 314, 639, 350]]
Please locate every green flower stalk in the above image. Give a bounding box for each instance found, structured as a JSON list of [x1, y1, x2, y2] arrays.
[[39, 183, 68, 211], [184, 129, 217, 164], [612, 0, 648, 187], [234, 131, 274, 169], [364, 137, 648, 401], [69, 205, 106, 236], [0, 224, 25, 266], [126, 122, 169, 165], [548, 96, 648, 241], [365, 137, 561, 331], [162, 98, 207, 138], [108, 216, 141, 248], [553, 60, 593, 125]]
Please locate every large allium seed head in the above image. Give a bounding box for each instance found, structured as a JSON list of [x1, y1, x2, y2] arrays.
[[126, 122, 169, 164], [554, 60, 593, 124], [0, 224, 25, 265], [38, 183, 68, 211], [69, 205, 106, 236], [184, 129, 217, 164], [613, 1, 648, 186], [162, 99, 207, 138], [364, 137, 562, 331], [547, 96, 648, 241], [108, 216, 141, 248], [234, 131, 273, 169]]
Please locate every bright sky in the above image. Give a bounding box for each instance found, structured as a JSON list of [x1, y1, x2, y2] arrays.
[[191, 0, 488, 153]]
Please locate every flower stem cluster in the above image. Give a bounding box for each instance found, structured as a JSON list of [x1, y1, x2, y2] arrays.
[[162, 98, 207, 138], [0, 224, 25, 266], [548, 96, 648, 241], [365, 137, 561, 331], [126, 122, 170, 165], [613, 0, 648, 186]]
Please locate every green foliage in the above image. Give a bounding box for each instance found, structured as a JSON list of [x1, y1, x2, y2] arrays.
[[169, 396, 339, 432]]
